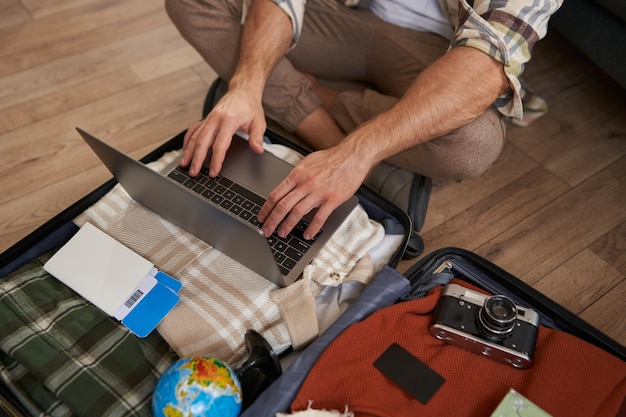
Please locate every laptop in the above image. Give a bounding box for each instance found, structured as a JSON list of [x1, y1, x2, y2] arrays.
[[76, 127, 359, 287]]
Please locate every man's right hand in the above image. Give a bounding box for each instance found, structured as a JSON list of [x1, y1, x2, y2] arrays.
[[179, 86, 267, 178]]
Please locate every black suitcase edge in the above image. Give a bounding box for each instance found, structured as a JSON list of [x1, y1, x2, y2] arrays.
[[403, 247, 626, 362]]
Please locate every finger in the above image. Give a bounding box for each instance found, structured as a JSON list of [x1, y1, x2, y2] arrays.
[[180, 121, 203, 167], [302, 202, 335, 240], [258, 176, 292, 223], [248, 122, 266, 155], [188, 122, 216, 176], [259, 180, 301, 237], [276, 194, 322, 239], [208, 122, 238, 177]]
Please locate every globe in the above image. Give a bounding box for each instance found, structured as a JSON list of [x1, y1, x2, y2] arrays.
[[152, 356, 243, 417]]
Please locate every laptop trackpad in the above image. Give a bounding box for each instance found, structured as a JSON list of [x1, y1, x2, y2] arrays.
[[220, 134, 294, 199]]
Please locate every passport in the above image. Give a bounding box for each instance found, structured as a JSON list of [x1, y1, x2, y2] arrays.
[[43, 222, 181, 337]]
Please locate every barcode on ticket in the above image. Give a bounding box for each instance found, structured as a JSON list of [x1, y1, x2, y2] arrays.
[[124, 289, 144, 308]]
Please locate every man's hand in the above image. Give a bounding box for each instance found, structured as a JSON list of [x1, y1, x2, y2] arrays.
[[180, 0, 293, 178], [180, 87, 266, 177], [257, 145, 370, 240]]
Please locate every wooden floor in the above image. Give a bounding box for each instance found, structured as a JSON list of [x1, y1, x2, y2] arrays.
[[1, 1, 624, 347]]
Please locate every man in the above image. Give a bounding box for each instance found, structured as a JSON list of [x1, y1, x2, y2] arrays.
[[165, 0, 561, 242]]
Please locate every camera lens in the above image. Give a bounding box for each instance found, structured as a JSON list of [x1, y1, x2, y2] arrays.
[[478, 295, 517, 337]]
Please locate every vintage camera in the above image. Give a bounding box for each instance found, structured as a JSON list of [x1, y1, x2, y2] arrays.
[[430, 283, 540, 369]]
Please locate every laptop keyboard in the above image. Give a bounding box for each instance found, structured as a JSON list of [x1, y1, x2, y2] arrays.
[[167, 166, 319, 276]]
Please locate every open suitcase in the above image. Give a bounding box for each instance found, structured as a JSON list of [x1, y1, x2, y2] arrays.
[[242, 247, 626, 416], [1, 128, 625, 417]]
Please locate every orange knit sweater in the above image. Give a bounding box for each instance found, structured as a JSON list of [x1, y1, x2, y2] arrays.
[[291, 282, 626, 417]]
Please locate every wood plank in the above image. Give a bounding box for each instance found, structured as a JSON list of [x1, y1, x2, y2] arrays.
[[507, 79, 626, 187], [0, 0, 31, 30], [476, 156, 626, 285], [579, 279, 626, 347], [0, 69, 209, 207], [131, 44, 205, 83], [0, 24, 189, 111], [521, 31, 609, 110], [0, 68, 140, 134], [507, 33, 626, 187], [20, 0, 105, 18], [590, 221, 626, 276], [421, 165, 569, 253], [0, 0, 167, 77], [532, 248, 623, 314]]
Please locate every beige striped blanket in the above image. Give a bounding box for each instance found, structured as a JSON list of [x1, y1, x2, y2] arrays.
[[74, 144, 385, 366]]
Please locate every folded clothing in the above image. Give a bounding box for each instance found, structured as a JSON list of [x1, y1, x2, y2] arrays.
[[290, 279, 626, 417], [0, 255, 175, 417], [74, 144, 386, 365]]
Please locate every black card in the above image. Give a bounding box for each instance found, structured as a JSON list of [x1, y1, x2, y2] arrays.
[[373, 343, 445, 404]]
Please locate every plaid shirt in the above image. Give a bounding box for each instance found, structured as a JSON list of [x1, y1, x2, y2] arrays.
[[0, 255, 176, 416], [273, 0, 563, 121]]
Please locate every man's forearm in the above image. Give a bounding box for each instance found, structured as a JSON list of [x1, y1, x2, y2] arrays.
[[229, 0, 293, 100], [340, 46, 511, 167]]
